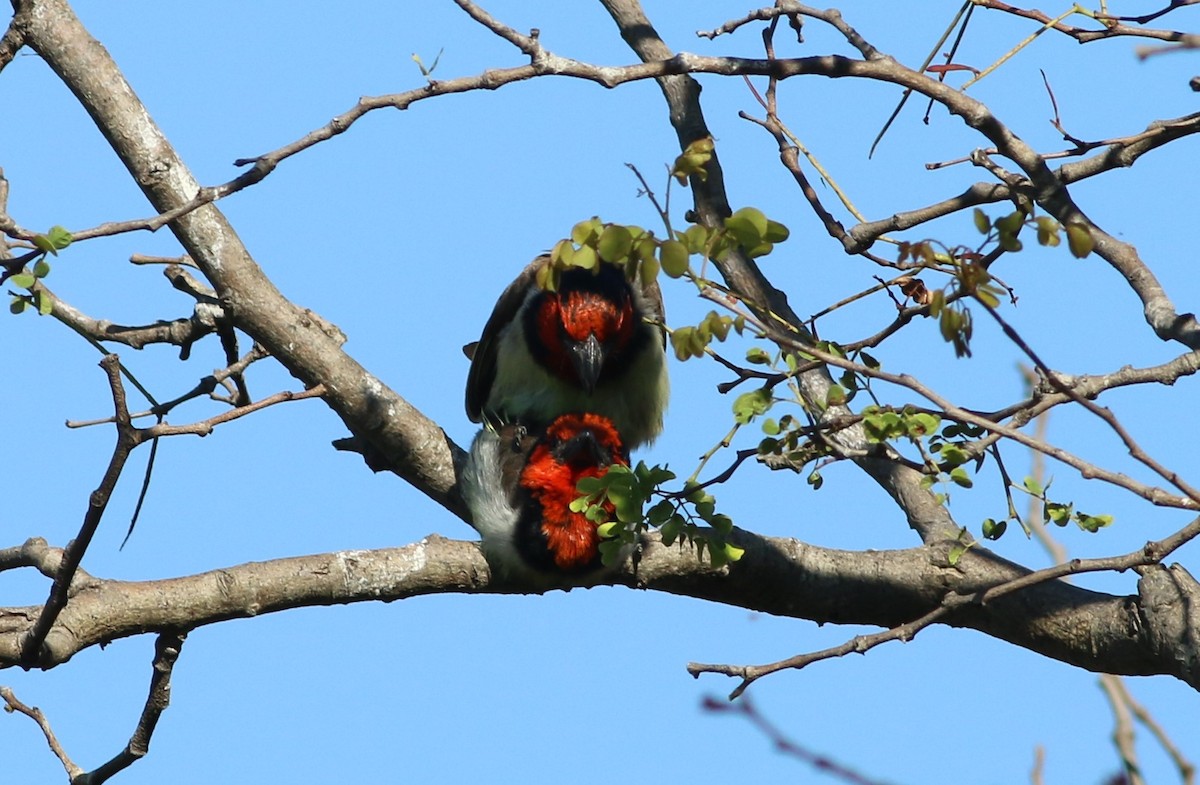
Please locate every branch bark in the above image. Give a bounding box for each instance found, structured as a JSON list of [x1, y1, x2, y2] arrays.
[[1, 534, 1197, 689]]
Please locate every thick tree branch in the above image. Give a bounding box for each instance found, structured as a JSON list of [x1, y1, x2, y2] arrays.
[[1, 532, 1196, 689], [0, 17, 21, 72]]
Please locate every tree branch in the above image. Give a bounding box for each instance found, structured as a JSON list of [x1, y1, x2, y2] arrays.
[[1, 532, 1197, 689]]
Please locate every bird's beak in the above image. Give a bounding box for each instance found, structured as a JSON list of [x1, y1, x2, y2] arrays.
[[569, 333, 604, 393]]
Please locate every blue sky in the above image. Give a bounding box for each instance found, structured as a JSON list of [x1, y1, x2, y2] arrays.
[[2, 2, 1198, 783]]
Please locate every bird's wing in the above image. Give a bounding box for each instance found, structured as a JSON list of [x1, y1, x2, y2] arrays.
[[464, 256, 547, 423], [636, 265, 668, 349]]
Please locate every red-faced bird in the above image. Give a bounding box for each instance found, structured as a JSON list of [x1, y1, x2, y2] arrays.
[[461, 412, 629, 580], [465, 256, 668, 450]]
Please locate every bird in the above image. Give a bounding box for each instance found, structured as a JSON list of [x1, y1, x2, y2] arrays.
[[460, 412, 630, 581], [464, 255, 668, 450]]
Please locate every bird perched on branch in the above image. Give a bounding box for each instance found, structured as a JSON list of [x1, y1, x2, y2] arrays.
[[461, 412, 629, 580], [465, 256, 668, 450]]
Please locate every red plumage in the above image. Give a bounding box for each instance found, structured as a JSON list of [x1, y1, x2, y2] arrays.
[[461, 412, 631, 579], [518, 413, 627, 571]]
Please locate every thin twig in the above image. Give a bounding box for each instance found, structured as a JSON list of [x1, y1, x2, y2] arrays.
[[80, 632, 187, 785], [690, 513, 1200, 697], [1099, 674, 1147, 785], [701, 695, 899, 785], [20, 355, 141, 666], [0, 686, 83, 780]]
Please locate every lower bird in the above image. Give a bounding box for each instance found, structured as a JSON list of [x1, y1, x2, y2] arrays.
[[465, 256, 668, 450], [460, 412, 630, 582]]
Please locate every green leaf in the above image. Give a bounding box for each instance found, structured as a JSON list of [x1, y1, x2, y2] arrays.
[[975, 288, 1000, 308], [763, 219, 790, 244], [949, 466, 973, 488], [35, 290, 52, 316], [1066, 223, 1094, 258], [597, 225, 634, 263], [46, 225, 72, 250], [704, 311, 731, 341], [708, 514, 734, 536], [928, 289, 945, 317], [995, 210, 1024, 236], [906, 412, 941, 437], [659, 240, 690, 278], [8, 273, 36, 289], [571, 217, 603, 246], [9, 296, 27, 315], [32, 259, 51, 279], [570, 244, 597, 270], [1075, 512, 1114, 533], [732, 387, 773, 424], [1022, 476, 1043, 497], [938, 444, 969, 469], [611, 493, 641, 524], [671, 137, 715, 185], [680, 225, 709, 254], [807, 470, 823, 490], [30, 225, 74, 257], [745, 346, 771, 365], [722, 542, 745, 563], [660, 515, 683, 545], [576, 476, 604, 495], [724, 207, 768, 250], [973, 208, 991, 234], [981, 517, 1007, 540], [411, 49, 444, 77], [647, 500, 674, 527], [1034, 216, 1060, 247], [639, 251, 660, 284], [947, 543, 967, 566], [595, 521, 621, 539], [1045, 501, 1073, 526]]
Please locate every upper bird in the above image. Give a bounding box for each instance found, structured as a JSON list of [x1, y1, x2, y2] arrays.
[[465, 255, 668, 449]]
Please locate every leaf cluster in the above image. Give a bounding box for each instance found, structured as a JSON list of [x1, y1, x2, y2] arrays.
[[7, 225, 69, 317], [574, 462, 744, 568]]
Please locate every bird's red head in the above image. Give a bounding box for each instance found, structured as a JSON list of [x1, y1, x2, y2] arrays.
[[528, 266, 638, 392], [518, 412, 628, 572]]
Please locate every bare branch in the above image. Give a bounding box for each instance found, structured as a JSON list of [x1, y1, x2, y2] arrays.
[[35, 279, 223, 351], [79, 632, 186, 785], [973, 0, 1193, 44], [1111, 677, 1198, 785], [1099, 674, 1147, 785], [701, 695, 893, 785], [20, 355, 140, 667], [689, 515, 1200, 696], [0, 686, 83, 780], [144, 384, 325, 439]]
